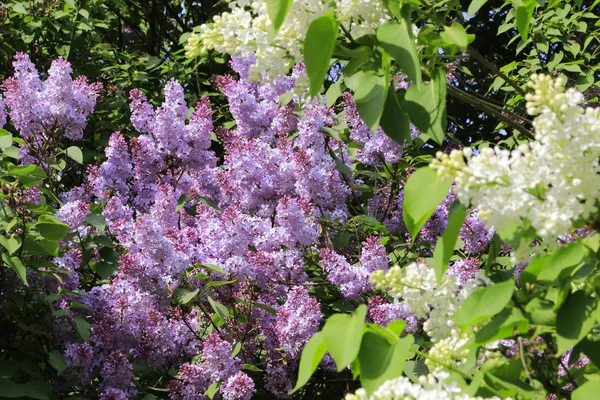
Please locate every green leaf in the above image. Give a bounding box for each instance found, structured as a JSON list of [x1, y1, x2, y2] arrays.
[[95, 262, 117, 280], [440, 23, 469, 51], [0, 379, 27, 398], [468, 0, 488, 16], [85, 213, 106, 230], [572, 338, 600, 369], [354, 71, 387, 133], [244, 363, 263, 372], [2, 254, 27, 286], [12, 3, 27, 14], [404, 68, 447, 144], [469, 307, 528, 347], [195, 263, 227, 275], [266, 0, 293, 35], [0, 236, 22, 255], [35, 215, 70, 241], [8, 164, 46, 188], [321, 304, 367, 371], [524, 297, 556, 326], [403, 167, 452, 242], [358, 332, 413, 394], [556, 291, 598, 354], [65, 146, 83, 164], [205, 279, 237, 288], [515, 0, 536, 41], [39, 239, 60, 257], [208, 296, 229, 320], [3, 146, 21, 160], [403, 359, 429, 383], [325, 80, 342, 107], [573, 381, 600, 400], [22, 237, 58, 257], [484, 358, 538, 398], [73, 316, 91, 342], [497, 221, 535, 249], [48, 350, 67, 374], [231, 342, 241, 357], [386, 319, 406, 337], [292, 333, 327, 393], [204, 381, 219, 399], [377, 19, 422, 89], [254, 302, 278, 315], [174, 288, 200, 305], [537, 242, 587, 282], [454, 280, 514, 328], [382, 0, 402, 19], [0, 130, 13, 150], [304, 13, 338, 96], [432, 203, 467, 283], [380, 87, 412, 145]]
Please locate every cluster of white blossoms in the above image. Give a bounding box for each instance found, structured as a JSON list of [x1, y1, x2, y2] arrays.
[[345, 372, 504, 400], [431, 74, 600, 259], [185, 0, 389, 78], [371, 262, 491, 370]]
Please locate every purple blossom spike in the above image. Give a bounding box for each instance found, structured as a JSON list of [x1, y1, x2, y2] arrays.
[[2, 53, 101, 140], [0, 94, 6, 128], [275, 286, 322, 358], [447, 258, 480, 284], [460, 212, 494, 254], [220, 372, 256, 400]]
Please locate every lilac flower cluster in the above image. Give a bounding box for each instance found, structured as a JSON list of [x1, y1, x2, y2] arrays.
[[341, 92, 404, 166], [375, 182, 494, 255], [320, 236, 390, 298], [1, 53, 102, 141], [46, 55, 379, 398]]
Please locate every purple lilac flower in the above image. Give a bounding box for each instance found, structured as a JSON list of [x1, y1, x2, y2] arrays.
[[129, 88, 155, 134], [200, 333, 242, 382], [358, 237, 389, 277], [99, 388, 129, 400], [64, 342, 94, 385], [275, 286, 322, 358], [56, 199, 90, 230], [2, 53, 101, 141], [100, 351, 135, 396], [218, 54, 295, 143], [319, 248, 360, 299], [368, 295, 418, 333], [96, 132, 133, 197], [447, 258, 480, 284], [220, 372, 256, 400], [174, 363, 210, 400], [0, 94, 6, 128], [264, 361, 294, 398], [460, 212, 494, 254], [341, 92, 403, 166], [263, 196, 319, 249]]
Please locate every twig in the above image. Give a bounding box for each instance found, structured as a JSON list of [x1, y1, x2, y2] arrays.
[[468, 46, 527, 97], [447, 84, 535, 139], [518, 337, 534, 384]]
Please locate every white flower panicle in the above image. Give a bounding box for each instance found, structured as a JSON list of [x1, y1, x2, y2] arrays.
[[345, 372, 505, 400], [371, 262, 482, 342], [431, 74, 600, 257], [185, 0, 389, 78], [371, 262, 491, 371]]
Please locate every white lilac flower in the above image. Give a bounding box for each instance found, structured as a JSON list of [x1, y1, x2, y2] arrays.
[[345, 371, 505, 400], [431, 74, 600, 260], [186, 0, 389, 78]]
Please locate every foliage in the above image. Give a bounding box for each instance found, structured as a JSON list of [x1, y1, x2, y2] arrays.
[[2, 0, 600, 399]]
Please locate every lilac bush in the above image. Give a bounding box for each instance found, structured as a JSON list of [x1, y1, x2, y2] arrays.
[[2, 44, 593, 400]]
